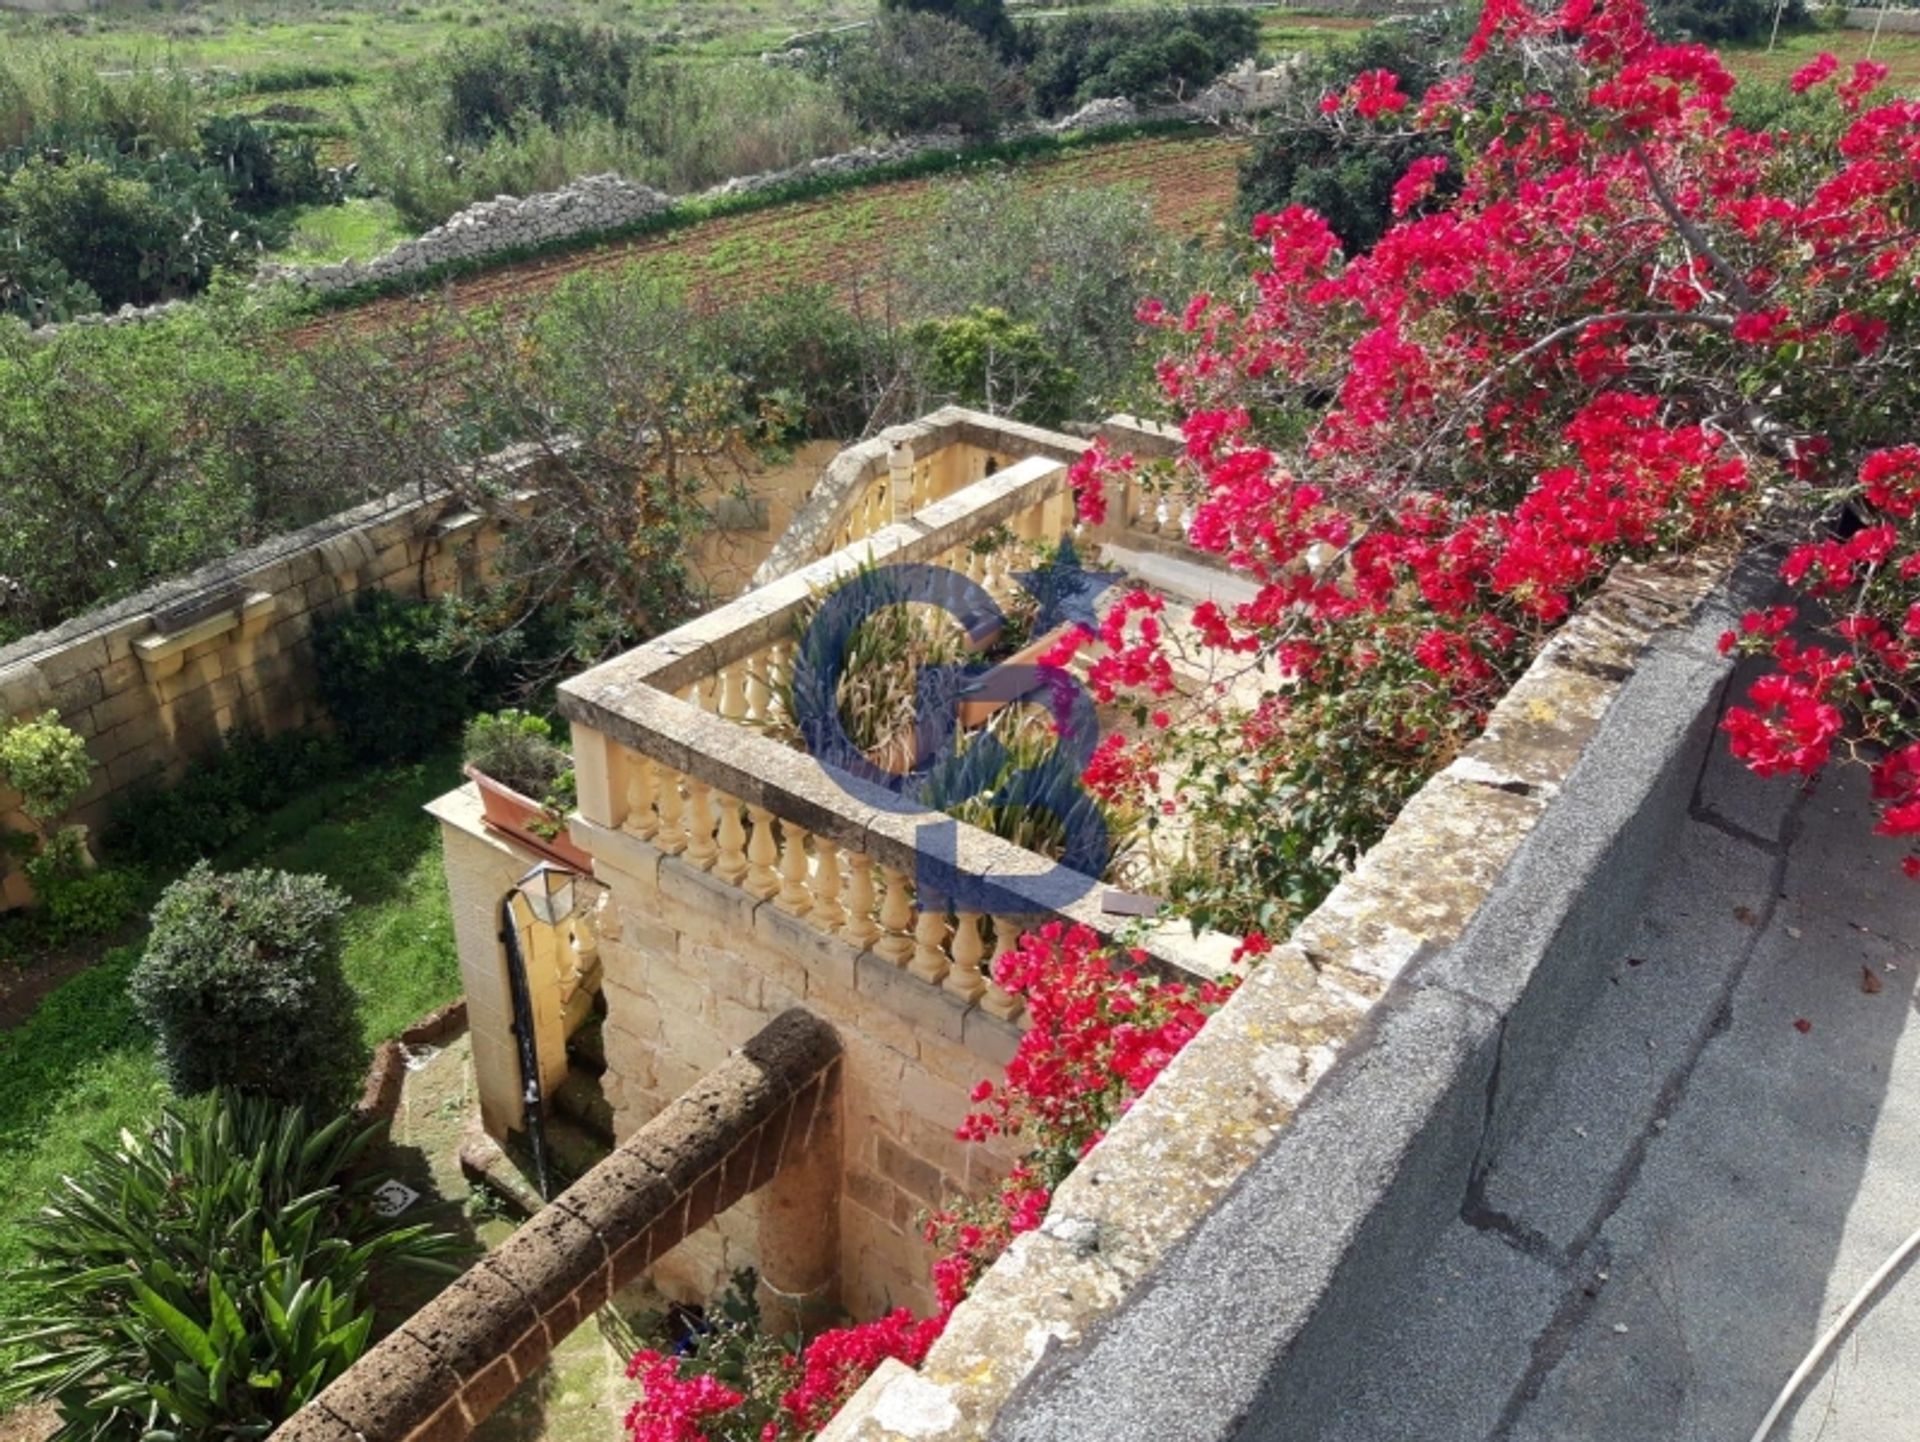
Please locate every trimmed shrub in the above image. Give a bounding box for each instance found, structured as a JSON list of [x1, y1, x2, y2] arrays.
[[0, 711, 91, 826], [130, 863, 362, 1109], [313, 588, 472, 762]]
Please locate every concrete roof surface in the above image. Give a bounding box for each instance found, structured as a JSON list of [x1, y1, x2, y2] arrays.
[[1262, 723, 1920, 1441]]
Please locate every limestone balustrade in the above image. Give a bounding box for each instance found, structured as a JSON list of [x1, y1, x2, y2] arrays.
[[561, 453, 1240, 1032]]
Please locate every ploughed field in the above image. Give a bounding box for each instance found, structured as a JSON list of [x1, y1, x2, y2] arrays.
[[284, 130, 1252, 345]]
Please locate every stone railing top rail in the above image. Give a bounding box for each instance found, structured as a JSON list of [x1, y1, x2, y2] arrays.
[[583, 449, 1071, 697], [750, 405, 1090, 588]]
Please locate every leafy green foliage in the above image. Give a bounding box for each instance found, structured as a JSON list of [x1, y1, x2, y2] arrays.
[[1, 752, 462, 1352], [1238, 25, 1456, 254], [879, 0, 1015, 49], [0, 711, 91, 824], [823, 11, 1027, 138], [313, 589, 473, 763], [905, 174, 1177, 416], [700, 283, 881, 440], [103, 729, 349, 870], [0, 1090, 463, 1442], [1015, 7, 1261, 114], [302, 272, 759, 683], [19, 859, 145, 945], [426, 20, 650, 144], [1653, 0, 1805, 41], [197, 114, 343, 211], [913, 306, 1077, 425], [0, 47, 348, 319], [131, 863, 363, 1109], [462, 708, 569, 798], [1, 153, 256, 312], [0, 307, 370, 643]]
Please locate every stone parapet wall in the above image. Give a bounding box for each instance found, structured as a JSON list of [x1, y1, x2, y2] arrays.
[[553, 413, 1247, 1323], [271, 1008, 843, 1442], [819, 546, 1746, 1440], [751, 407, 1089, 589]]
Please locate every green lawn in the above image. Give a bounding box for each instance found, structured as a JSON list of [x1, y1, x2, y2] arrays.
[[0, 745, 465, 1339], [279, 198, 415, 264], [1720, 23, 1920, 92]]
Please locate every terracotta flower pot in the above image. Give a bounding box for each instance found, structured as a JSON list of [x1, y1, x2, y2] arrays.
[[464, 765, 594, 873]]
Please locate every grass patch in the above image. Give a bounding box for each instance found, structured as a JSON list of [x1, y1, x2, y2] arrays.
[[0, 745, 466, 1343], [280, 197, 416, 264], [1720, 25, 1920, 92]]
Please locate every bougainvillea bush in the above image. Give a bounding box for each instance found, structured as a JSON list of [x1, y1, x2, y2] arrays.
[[629, 0, 1920, 1431], [1056, 0, 1920, 934], [622, 923, 1231, 1442]]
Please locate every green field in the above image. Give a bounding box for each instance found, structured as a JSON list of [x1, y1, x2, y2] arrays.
[[1720, 22, 1920, 90]]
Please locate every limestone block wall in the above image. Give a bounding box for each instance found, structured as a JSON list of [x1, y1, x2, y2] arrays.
[[576, 816, 1024, 1323], [0, 441, 832, 911], [0, 471, 520, 909]]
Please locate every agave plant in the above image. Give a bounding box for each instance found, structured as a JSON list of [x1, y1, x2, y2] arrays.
[[0, 1090, 466, 1442], [923, 709, 1143, 882]]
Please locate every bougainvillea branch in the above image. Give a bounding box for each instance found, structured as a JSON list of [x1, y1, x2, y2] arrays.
[[1068, 0, 1920, 928]]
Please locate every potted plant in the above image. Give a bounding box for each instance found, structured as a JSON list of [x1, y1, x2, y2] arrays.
[[462, 710, 591, 871], [1, 710, 97, 905]]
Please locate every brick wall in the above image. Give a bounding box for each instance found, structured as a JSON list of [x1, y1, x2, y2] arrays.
[[272, 1008, 843, 1442]]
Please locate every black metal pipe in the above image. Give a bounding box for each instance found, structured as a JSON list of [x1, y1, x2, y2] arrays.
[[498, 894, 553, 1201]]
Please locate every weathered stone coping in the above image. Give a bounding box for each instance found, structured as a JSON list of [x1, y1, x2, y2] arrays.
[[559, 448, 1241, 987], [270, 1007, 842, 1442], [752, 407, 1090, 589], [816, 545, 1749, 1440]]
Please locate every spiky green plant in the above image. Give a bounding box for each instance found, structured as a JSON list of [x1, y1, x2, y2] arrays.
[[0, 1090, 465, 1442]]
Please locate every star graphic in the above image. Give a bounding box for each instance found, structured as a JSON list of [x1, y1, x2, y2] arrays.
[[1013, 538, 1122, 637]]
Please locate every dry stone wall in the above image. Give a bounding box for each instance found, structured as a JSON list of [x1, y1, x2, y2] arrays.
[[27, 64, 1299, 338]]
